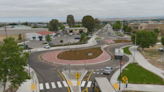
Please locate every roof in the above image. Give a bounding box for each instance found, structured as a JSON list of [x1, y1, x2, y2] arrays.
[[146, 24, 162, 27], [36, 31, 54, 36], [95, 77, 116, 92]]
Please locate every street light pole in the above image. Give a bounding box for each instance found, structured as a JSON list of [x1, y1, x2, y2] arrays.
[[134, 34, 137, 62], [119, 50, 122, 91]]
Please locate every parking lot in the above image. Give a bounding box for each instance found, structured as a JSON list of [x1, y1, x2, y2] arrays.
[[26, 34, 80, 48]]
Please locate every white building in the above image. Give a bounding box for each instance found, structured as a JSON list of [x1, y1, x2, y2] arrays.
[[26, 31, 55, 41]]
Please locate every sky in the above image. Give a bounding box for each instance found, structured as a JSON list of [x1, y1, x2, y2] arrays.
[[0, 0, 164, 22]]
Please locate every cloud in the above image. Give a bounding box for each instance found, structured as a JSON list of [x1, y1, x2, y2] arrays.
[[0, 0, 164, 21]]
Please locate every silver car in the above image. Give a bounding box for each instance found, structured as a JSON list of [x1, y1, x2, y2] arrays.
[[103, 67, 113, 75]]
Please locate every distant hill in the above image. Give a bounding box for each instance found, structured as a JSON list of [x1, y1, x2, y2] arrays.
[[98, 16, 164, 21]]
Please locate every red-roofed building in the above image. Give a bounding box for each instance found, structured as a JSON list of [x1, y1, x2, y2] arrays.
[[26, 31, 56, 41]]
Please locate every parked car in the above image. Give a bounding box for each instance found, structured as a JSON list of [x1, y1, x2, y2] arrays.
[[44, 44, 50, 49], [158, 47, 164, 52], [74, 37, 80, 39], [103, 67, 113, 75], [69, 33, 73, 36]]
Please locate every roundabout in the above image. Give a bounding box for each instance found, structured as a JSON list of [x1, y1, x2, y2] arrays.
[[42, 46, 111, 65]]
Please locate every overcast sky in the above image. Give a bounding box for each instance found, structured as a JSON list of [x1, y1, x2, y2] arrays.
[[0, 0, 164, 22]]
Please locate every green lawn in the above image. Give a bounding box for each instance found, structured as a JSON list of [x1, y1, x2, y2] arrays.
[[123, 46, 131, 55], [95, 37, 101, 40], [118, 63, 164, 84]]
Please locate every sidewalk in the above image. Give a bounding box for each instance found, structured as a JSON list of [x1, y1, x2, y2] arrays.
[[129, 46, 164, 79], [110, 46, 164, 92]]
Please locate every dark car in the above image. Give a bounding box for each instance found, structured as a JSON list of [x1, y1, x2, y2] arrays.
[[74, 37, 80, 39]]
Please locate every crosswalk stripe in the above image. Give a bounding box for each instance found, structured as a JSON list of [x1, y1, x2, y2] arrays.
[[45, 83, 50, 89], [101, 73, 103, 74], [62, 81, 68, 87], [51, 82, 56, 88], [57, 81, 62, 88], [93, 72, 95, 74], [97, 72, 99, 74], [81, 81, 86, 87], [39, 83, 44, 90], [87, 81, 92, 87]]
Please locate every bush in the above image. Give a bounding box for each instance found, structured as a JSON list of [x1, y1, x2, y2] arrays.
[[43, 42, 47, 44], [60, 40, 63, 43]]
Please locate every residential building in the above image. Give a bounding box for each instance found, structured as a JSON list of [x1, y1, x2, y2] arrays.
[[26, 30, 55, 41]]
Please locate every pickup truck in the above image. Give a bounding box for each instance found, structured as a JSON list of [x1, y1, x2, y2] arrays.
[[158, 47, 164, 52]]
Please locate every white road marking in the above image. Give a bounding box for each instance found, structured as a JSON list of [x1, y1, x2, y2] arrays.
[[101, 73, 103, 74], [39, 83, 44, 90], [57, 81, 62, 88], [93, 72, 95, 74], [51, 82, 56, 88], [81, 81, 86, 87], [101, 69, 103, 70], [97, 72, 99, 74], [87, 81, 92, 87], [96, 69, 99, 71], [62, 81, 68, 87], [45, 83, 50, 89]]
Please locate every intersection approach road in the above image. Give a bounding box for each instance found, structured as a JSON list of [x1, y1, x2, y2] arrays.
[[29, 42, 131, 92]]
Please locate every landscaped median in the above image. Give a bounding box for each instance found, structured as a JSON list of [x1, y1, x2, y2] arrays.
[[118, 63, 164, 84], [123, 46, 131, 55]]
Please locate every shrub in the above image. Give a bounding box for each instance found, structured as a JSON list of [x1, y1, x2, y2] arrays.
[[43, 42, 47, 44]]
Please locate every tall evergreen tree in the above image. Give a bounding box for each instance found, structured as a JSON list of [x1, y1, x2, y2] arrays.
[[66, 15, 75, 28]]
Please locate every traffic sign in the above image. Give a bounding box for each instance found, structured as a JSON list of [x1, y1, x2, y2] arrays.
[[75, 73, 80, 79], [122, 76, 128, 81], [121, 62, 124, 65]]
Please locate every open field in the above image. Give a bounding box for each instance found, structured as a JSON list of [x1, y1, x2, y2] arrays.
[[138, 44, 164, 70], [118, 63, 164, 84], [0, 28, 47, 41], [57, 47, 103, 60]]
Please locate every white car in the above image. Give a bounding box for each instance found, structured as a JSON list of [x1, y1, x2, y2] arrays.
[[44, 44, 50, 49], [69, 33, 73, 36], [158, 47, 164, 52]]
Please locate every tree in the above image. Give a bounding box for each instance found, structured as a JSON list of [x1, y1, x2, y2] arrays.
[[46, 34, 51, 43], [123, 24, 128, 31], [94, 18, 100, 30], [59, 23, 65, 31], [80, 33, 85, 42], [154, 28, 159, 34], [22, 22, 28, 26], [48, 19, 59, 31], [113, 21, 121, 30], [82, 15, 94, 34], [18, 33, 22, 41], [0, 37, 30, 92], [67, 15, 75, 28], [126, 27, 132, 32], [161, 36, 164, 46], [131, 30, 157, 51]]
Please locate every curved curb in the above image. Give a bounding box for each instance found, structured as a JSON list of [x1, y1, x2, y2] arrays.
[[41, 45, 111, 65]]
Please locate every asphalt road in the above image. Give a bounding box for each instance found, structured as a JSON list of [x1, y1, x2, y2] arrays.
[[29, 27, 132, 92]]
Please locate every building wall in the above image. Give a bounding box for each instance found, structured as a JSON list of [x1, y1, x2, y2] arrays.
[[66, 28, 88, 34], [26, 33, 55, 41]]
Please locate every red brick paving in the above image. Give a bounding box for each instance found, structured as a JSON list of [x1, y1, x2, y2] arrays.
[[105, 39, 115, 44], [42, 46, 111, 65]]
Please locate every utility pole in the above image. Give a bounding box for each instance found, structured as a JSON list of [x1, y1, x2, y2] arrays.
[[5, 23, 7, 38]]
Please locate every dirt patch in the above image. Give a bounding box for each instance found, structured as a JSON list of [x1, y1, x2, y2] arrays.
[[0, 35, 26, 42], [113, 40, 131, 43], [57, 47, 103, 60], [138, 44, 164, 70]]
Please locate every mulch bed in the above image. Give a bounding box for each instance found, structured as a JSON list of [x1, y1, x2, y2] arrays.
[[113, 40, 131, 43], [57, 47, 103, 60]]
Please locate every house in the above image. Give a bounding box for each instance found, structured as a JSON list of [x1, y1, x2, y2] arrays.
[[66, 27, 88, 34], [26, 31, 55, 41]]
